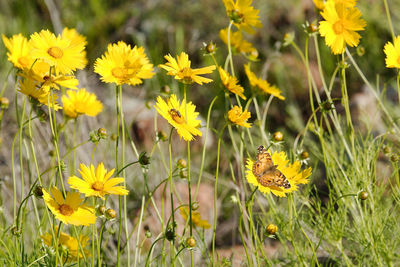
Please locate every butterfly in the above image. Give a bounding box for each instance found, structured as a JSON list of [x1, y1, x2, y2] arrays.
[[252, 146, 291, 189]]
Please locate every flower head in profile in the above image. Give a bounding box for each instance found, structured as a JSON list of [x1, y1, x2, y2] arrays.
[[155, 94, 202, 141], [244, 64, 285, 100], [219, 28, 256, 54], [30, 29, 86, 74], [43, 187, 96, 226], [62, 89, 103, 118], [2, 33, 34, 70], [218, 67, 246, 100], [246, 149, 312, 197], [18, 78, 61, 110], [41, 227, 90, 261], [222, 0, 262, 34], [384, 36, 400, 69], [180, 207, 211, 229], [94, 41, 154, 86], [319, 0, 366, 55], [228, 105, 251, 128], [68, 163, 128, 199], [159, 52, 216, 85]]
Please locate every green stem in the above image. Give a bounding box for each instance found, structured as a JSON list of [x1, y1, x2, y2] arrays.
[[227, 21, 235, 76], [116, 84, 122, 266], [383, 0, 395, 41]]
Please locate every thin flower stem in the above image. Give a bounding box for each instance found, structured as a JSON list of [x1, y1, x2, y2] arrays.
[[18, 96, 27, 204], [183, 84, 194, 267], [72, 118, 77, 175], [383, 0, 395, 41], [212, 124, 227, 267], [227, 20, 235, 76], [116, 84, 122, 266], [134, 196, 145, 267], [168, 127, 176, 267], [397, 72, 400, 105]]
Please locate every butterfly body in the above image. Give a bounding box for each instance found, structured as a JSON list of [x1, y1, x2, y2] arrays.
[[252, 146, 291, 189]]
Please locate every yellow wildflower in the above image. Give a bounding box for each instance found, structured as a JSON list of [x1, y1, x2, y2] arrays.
[[219, 28, 256, 54], [180, 207, 211, 229], [159, 52, 216, 85], [384, 36, 400, 69], [1, 33, 34, 70], [62, 89, 103, 118], [244, 64, 285, 100], [42, 187, 96, 226], [218, 67, 246, 100], [319, 0, 366, 55], [228, 105, 251, 128], [68, 163, 128, 199], [18, 78, 61, 110], [222, 0, 262, 34], [246, 149, 312, 197], [94, 41, 154, 86], [30, 29, 86, 74], [154, 94, 202, 142]]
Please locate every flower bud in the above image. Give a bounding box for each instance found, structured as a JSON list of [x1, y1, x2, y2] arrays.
[[0, 97, 9, 109], [186, 237, 196, 247], [273, 131, 283, 142], [179, 170, 187, 179], [266, 224, 278, 235], [205, 41, 216, 54], [248, 48, 259, 61], [383, 146, 391, 154], [191, 202, 199, 211], [177, 158, 187, 168], [97, 205, 107, 216], [309, 23, 318, 33], [157, 131, 168, 142], [358, 191, 368, 200], [391, 154, 399, 162], [139, 152, 151, 166], [33, 185, 43, 198], [145, 230, 152, 238], [283, 32, 295, 46], [11, 226, 20, 236], [106, 208, 117, 219], [229, 9, 243, 24], [300, 151, 309, 160], [356, 46, 365, 57], [161, 85, 171, 94], [97, 128, 107, 139], [165, 229, 175, 241]]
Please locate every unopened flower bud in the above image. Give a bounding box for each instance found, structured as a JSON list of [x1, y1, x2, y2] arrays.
[[266, 224, 278, 235], [165, 229, 175, 241], [139, 152, 150, 166], [11, 226, 20, 236], [33, 185, 43, 198], [157, 131, 167, 142], [191, 202, 199, 211], [161, 85, 171, 94], [97, 128, 107, 139], [273, 131, 283, 142], [248, 49, 259, 61], [391, 154, 399, 162], [205, 41, 216, 54], [358, 191, 368, 200], [106, 208, 117, 219], [186, 237, 196, 247], [283, 32, 295, 46], [179, 170, 187, 179], [145, 231, 152, 238], [301, 151, 309, 160], [356, 46, 365, 57], [309, 23, 318, 33], [111, 133, 118, 141], [177, 158, 187, 168], [97, 205, 107, 216], [383, 146, 391, 154], [0, 97, 9, 109]]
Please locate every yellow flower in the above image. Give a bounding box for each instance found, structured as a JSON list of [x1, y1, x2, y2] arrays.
[[62, 27, 88, 66], [158, 52, 216, 85], [41, 227, 90, 260], [42, 186, 96, 226], [313, 0, 326, 9], [244, 64, 285, 100], [18, 78, 61, 110], [68, 163, 128, 199], [384, 36, 400, 69], [228, 105, 251, 128], [62, 89, 103, 118], [154, 94, 202, 142], [218, 67, 246, 100], [30, 29, 86, 74], [179, 207, 211, 229], [319, 0, 366, 55], [94, 41, 154, 86], [314, 0, 357, 9], [2, 33, 34, 70], [246, 150, 312, 197], [222, 0, 262, 34], [219, 28, 256, 54]]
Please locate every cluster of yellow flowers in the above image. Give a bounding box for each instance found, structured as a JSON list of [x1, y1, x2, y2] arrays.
[[2, 29, 103, 116]]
